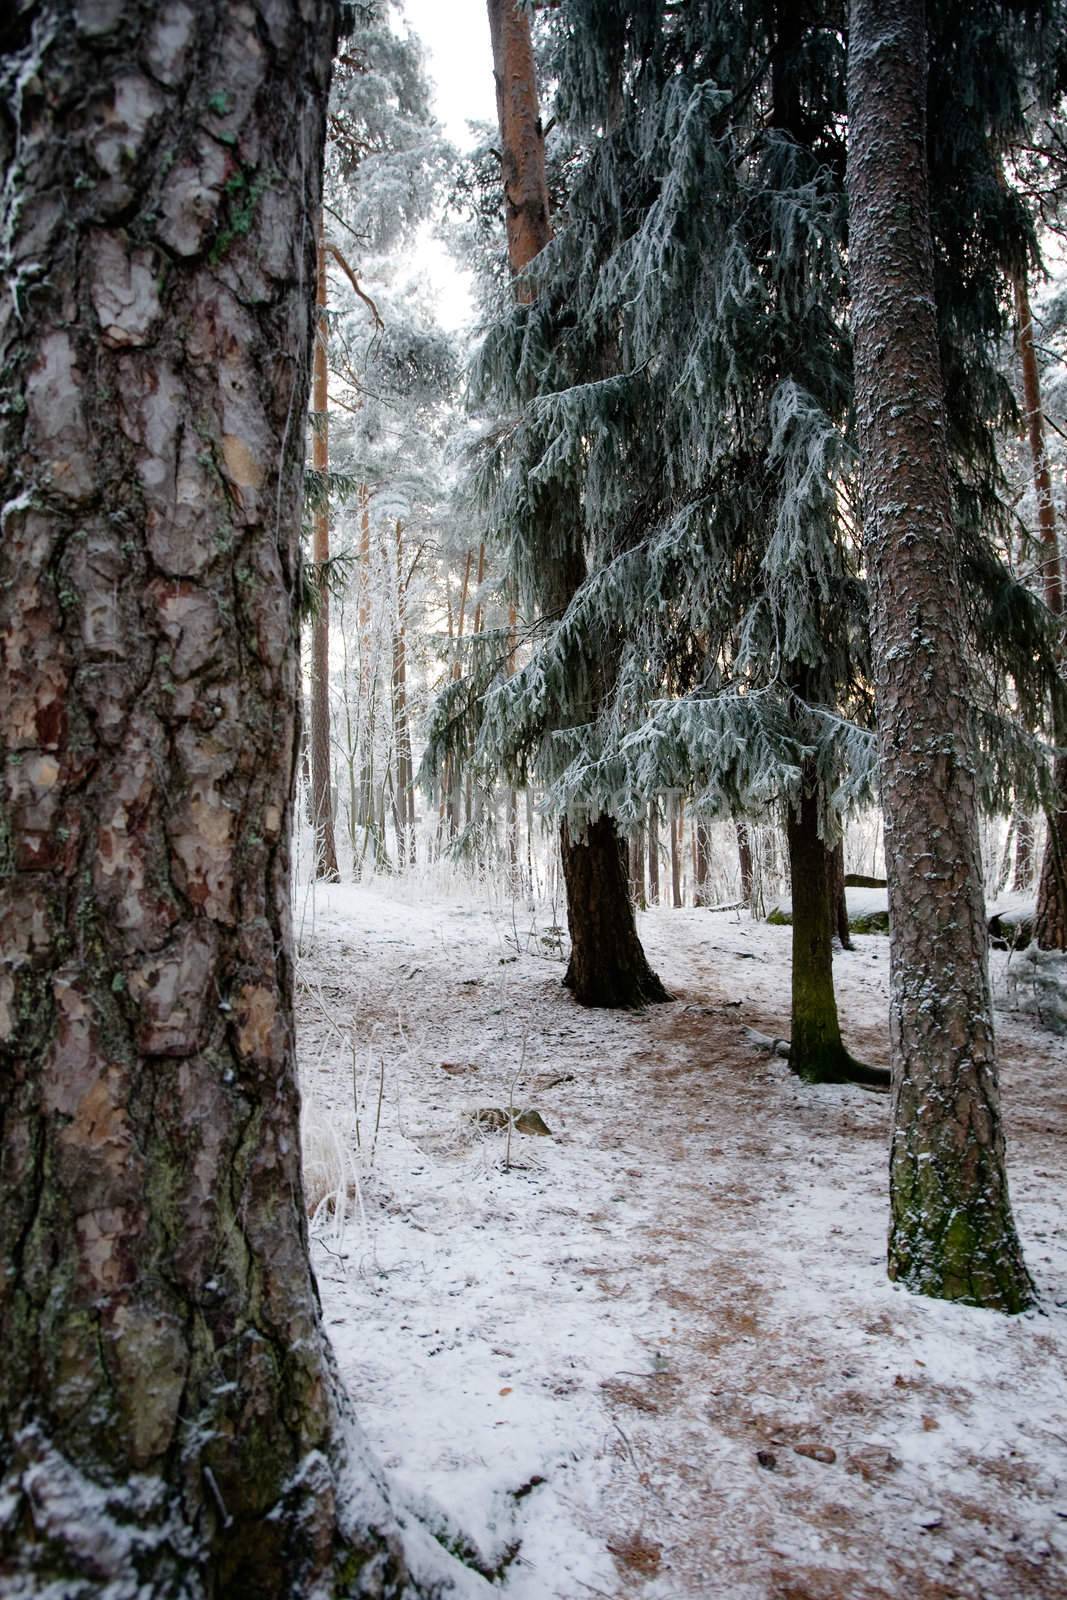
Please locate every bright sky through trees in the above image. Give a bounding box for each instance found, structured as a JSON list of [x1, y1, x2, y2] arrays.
[[402, 0, 499, 329]]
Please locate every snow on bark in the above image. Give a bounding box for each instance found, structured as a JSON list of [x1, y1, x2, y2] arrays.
[[846, 0, 1033, 1311], [0, 3, 425, 1593]]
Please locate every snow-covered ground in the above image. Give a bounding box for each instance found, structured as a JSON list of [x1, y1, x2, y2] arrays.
[[295, 879, 1067, 1600]]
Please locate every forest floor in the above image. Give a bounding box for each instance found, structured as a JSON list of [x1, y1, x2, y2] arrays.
[[295, 878, 1067, 1600]]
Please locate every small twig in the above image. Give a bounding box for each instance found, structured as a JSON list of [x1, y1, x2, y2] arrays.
[[504, 1033, 528, 1173], [611, 1420, 641, 1473], [203, 1466, 234, 1531], [371, 1055, 385, 1166], [351, 1034, 360, 1151], [325, 241, 384, 329]]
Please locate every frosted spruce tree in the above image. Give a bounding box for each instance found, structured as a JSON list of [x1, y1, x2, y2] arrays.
[[437, 0, 876, 1059], [435, 0, 1065, 1079]]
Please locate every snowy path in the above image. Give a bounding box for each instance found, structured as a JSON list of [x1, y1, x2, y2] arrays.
[[295, 881, 1067, 1600]]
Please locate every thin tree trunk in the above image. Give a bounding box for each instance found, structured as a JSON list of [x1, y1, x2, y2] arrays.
[[847, 0, 1032, 1310], [0, 5, 414, 1590], [392, 521, 415, 867], [736, 819, 754, 904], [310, 215, 339, 881], [786, 776, 877, 1084], [647, 800, 661, 905], [670, 793, 683, 907], [1015, 273, 1063, 616], [448, 548, 473, 838], [488, 0, 664, 1004], [1016, 272, 1067, 947], [356, 482, 374, 846], [694, 820, 712, 907], [630, 822, 647, 909], [472, 540, 487, 635], [506, 596, 519, 889], [1011, 809, 1035, 892], [997, 810, 1016, 894], [831, 837, 853, 949]]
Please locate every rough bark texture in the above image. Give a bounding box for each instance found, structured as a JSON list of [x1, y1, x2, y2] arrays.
[[561, 818, 671, 1008], [786, 781, 883, 1087], [311, 217, 340, 881], [487, 0, 665, 1006], [0, 4, 413, 1591], [847, 0, 1033, 1310]]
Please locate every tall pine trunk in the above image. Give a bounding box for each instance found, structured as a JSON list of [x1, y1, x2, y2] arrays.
[[847, 0, 1032, 1310], [310, 217, 339, 880], [392, 522, 416, 867], [0, 4, 413, 1590], [1016, 272, 1067, 949], [488, 0, 665, 1005]]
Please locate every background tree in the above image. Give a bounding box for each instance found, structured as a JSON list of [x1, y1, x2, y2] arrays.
[[0, 3, 417, 1589], [433, 0, 670, 1007]]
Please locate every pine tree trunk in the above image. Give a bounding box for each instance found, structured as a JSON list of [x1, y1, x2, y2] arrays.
[[847, 0, 1033, 1311], [630, 820, 647, 908], [736, 819, 754, 904], [648, 801, 661, 904], [486, 0, 553, 299], [1015, 270, 1066, 948], [561, 819, 670, 1007], [448, 549, 473, 839], [392, 523, 415, 868], [786, 779, 873, 1083], [488, 0, 664, 1003], [1011, 808, 1034, 892], [310, 218, 339, 881], [0, 5, 413, 1590], [670, 793, 683, 907], [1035, 756, 1067, 946], [831, 838, 853, 950], [694, 821, 712, 907]]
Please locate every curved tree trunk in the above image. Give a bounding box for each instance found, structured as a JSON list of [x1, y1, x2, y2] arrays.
[[487, 0, 664, 1005], [0, 5, 413, 1591], [561, 818, 670, 1007], [847, 0, 1032, 1311]]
